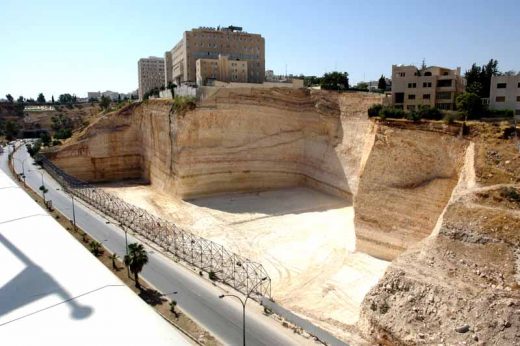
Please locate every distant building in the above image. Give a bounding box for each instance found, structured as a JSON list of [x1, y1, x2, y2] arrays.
[[367, 78, 392, 92], [164, 26, 265, 86], [138, 56, 165, 100], [87, 92, 101, 100], [88, 90, 136, 101], [391, 64, 465, 111], [196, 54, 248, 85], [489, 75, 520, 116], [265, 70, 274, 81]]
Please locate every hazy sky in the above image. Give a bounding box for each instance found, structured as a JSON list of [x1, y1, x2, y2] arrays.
[[1, 0, 519, 99]]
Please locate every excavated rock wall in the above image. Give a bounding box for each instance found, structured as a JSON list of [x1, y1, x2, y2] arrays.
[[47, 89, 469, 261], [48, 89, 381, 200], [355, 123, 468, 260]]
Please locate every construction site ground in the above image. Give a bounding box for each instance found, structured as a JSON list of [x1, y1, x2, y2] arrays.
[[102, 184, 389, 338]]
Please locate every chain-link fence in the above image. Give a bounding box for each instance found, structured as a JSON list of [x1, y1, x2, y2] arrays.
[[38, 155, 271, 298]]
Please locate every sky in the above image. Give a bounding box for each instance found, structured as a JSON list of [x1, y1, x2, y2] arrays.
[[0, 0, 519, 100]]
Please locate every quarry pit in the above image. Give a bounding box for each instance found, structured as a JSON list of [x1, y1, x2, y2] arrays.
[[46, 87, 520, 344]]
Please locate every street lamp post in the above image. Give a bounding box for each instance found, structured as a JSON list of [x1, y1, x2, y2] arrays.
[[219, 277, 267, 346], [13, 157, 29, 186], [57, 188, 77, 231], [30, 169, 47, 203]]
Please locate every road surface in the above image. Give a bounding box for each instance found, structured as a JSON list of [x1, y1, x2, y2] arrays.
[[5, 142, 311, 346]]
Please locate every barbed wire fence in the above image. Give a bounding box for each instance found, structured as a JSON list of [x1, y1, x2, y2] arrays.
[[38, 155, 272, 299]]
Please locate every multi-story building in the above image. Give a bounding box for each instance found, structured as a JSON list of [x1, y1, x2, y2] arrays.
[[196, 54, 248, 85], [489, 75, 520, 116], [164, 26, 265, 86], [391, 65, 465, 111], [138, 56, 165, 100]]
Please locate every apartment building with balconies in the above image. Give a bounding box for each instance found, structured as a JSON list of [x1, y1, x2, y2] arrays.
[[489, 75, 520, 116], [138, 56, 165, 100], [391, 65, 465, 111], [164, 26, 265, 86]]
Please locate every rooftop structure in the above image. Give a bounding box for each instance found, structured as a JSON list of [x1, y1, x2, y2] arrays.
[[165, 26, 264, 86], [0, 168, 190, 345], [391, 64, 465, 111]]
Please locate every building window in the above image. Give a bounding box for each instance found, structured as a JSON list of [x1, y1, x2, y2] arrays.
[[423, 94, 431, 100], [407, 83, 416, 88], [398, 72, 405, 77], [395, 92, 404, 103], [516, 109, 520, 115], [436, 103, 452, 110], [518, 82, 520, 88], [517, 96, 520, 102], [496, 96, 506, 102], [424, 72, 432, 76], [497, 83, 507, 89], [407, 105, 415, 111], [436, 92, 451, 100], [437, 80, 453, 87], [423, 82, 432, 88], [408, 94, 416, 100]]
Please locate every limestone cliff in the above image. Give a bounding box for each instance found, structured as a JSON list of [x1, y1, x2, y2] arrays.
[[47, 88, 380, 200], [355, 122, 468, 260], [359, 123, 520, 345]]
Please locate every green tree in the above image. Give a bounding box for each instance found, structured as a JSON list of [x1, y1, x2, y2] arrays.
[[99, 95, 111, 110], [89, 240, 103, 257], [124, 243, 149, 288], [378, 75, 387, 91], [40, 131, 51, 146], [51, 95, 55, 104], [355, 82, 369, 90], [58, 93, 74, 104], [37, 93, 46, 103], [5, 94, 14, 103], [17, 96, 24, 103], [456, 92, 483, 120], [4, 120, 19, 140], [464, 59, 500, 98], [320, 71, 349, 90]]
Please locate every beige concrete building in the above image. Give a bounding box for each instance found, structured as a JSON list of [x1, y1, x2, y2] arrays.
[[489, 75, 520, 116], [391, 65, 465, 111], [165, 26, 264, 85], [196, 54, 248, 85], [138, 56, 165, 100]]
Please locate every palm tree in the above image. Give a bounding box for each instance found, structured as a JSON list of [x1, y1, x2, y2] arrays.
[[124, 243, 148, 289], [109, 253, 119, 269]]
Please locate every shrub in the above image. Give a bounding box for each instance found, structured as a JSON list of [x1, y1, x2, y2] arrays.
[[456, 92, 484, 120], [172, 96, 196, 116], [418, 106, 443, 120], [368, 104, 383, 117], [380, 107, 405, 119], [485, 109, 514, 118], [443, 112, 459, 124], [500, 187, 520, 203], [89, 240, 104, 257], [405, 110, 422, 122], [208, 271, 218, 281]]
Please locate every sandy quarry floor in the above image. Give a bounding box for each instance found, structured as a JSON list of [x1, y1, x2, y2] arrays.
[[102, 184, 389, 335]]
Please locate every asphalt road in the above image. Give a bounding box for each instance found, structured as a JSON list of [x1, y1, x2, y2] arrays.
[[5, 142, 307, 346]]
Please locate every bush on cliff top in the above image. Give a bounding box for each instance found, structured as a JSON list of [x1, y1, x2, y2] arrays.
[[172, 96, 196, 115]]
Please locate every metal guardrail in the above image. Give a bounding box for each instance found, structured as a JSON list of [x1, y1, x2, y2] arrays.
[[38, 154, 271, 299], [262, 298, 349, 346]]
